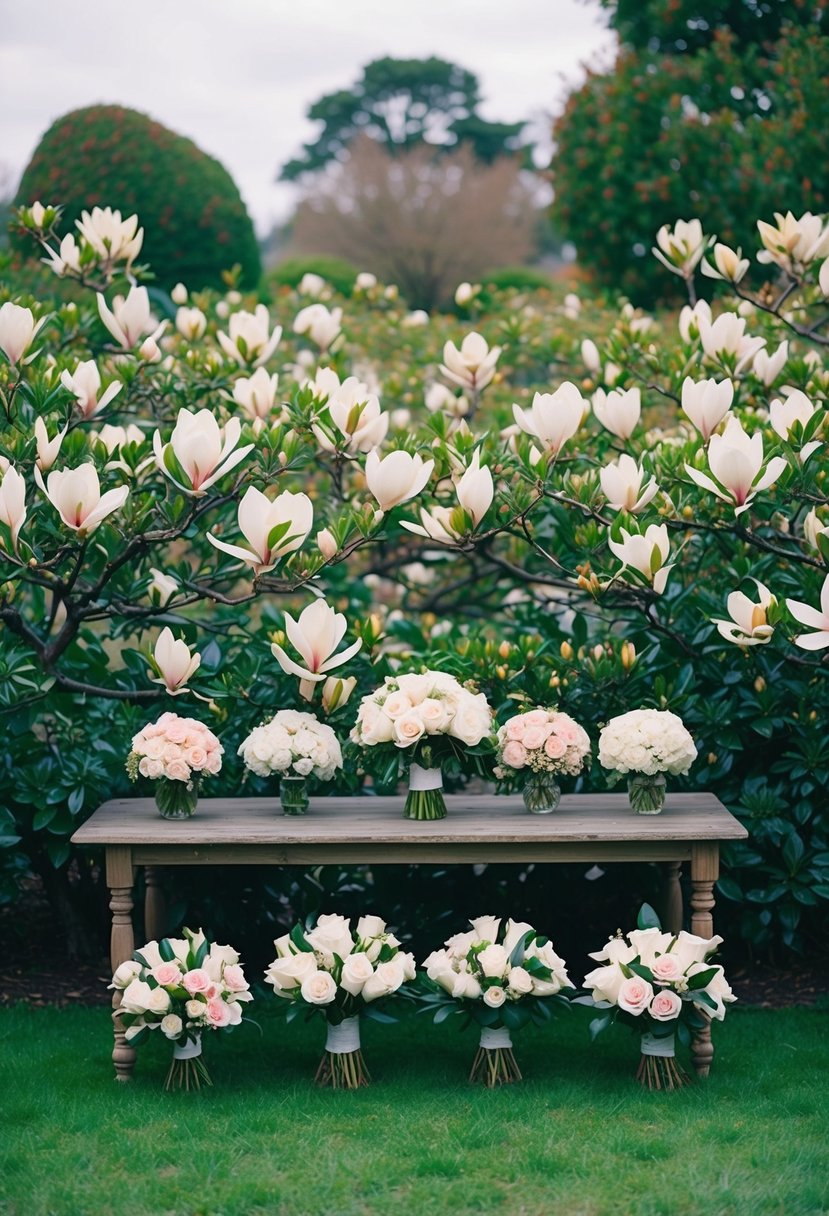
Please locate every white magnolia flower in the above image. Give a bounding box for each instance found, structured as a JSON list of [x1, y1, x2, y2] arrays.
[[76, 206, 143, 266], [581, 339, 600, 372], [804, 509, 829, 552], [757, 211, 829, 275], [425, 383, 469, 418], [512, 383, 587, 455], [592, 386, 641, 440], [218, 305, 282, 366], [820, 256, 829, 299], [697, 312, 765, 373], [298, 272, 326, 297], [608, 523, 673, 594], [154, 408, 254, 496], [440, 332, 501, 392], [314, 377, 389, 454], [171, 283, 188, 305], [151, 627, 201, 694], [34, 417, 67, 472], [599, 454, 658, 514], [97, 286, 166, 351], [752, 340, 788, 388], [678, 299, 712, 344], [0, 302, 47, 367], [175, 307, 207, 341], [35, 463, 128, 534], [42, 233, 82, 278], [680, 377, 734, 442], [60, 360, 122, 420], [148, 568, 179, 606], [365, 449, 434, 512], [701, 242, 749, 284], [0, 465, 27, 550], [712, 579, 776, 647], [293, 304, 342, 352], [232, 368, 280, 423], [652, 218, 706, 277], [685, 416, 788, 516], [455, 449, 493, 525], [788, 574, 829, 651], [207, 485, 313, 574], [355, 271, 378, 291], [271, 599, 362, 700], [769, 390, 822, 463]]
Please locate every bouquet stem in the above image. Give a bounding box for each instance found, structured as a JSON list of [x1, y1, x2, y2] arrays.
[[154, 776, 199, 820], [164, 1036, 212, 1092], [636, 1033, 689, 1090], [469, 1027, 522, 1088], [404, 765, 446, 820], [315, 1016, 370, 1090], [280, 775, 309, 815], [627, 774, 667, 814]]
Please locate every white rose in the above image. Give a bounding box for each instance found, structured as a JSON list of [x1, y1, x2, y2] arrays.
[[293, 757, 314, 776], [531, 977, 563, 997], [507, 966, 533, 996], [393, 711, 426, 747], [469, 916, 501, 944], [583, 963, 626, 1004], [340, 952, 375, 996], [395, 673, 433, 702], [423, 948, 452, 980], [477, 943, 509, 979], [398, 951, 417, 982], [306, 914, 354, 967], [160, 1013, 183, 1039], [273, 933, 293, 958], [300, 970, 338, 1005], [419, 698, 452, 733], [185, 999, 205, 1019], [110, 960, 142, 989], [120, 979, 154, 1014], [362, 958, 406, 1002], [226, 1001, 243, 1025], [266, 951, 317, 991], [483, 986, 506, 1008], [147, 986, 171, 1015], [449, 700, 491, 746], [671, 930, 724, 968], [382, 691, 413, 719], [356, 914, 387, 941], [501, 919, 534, 955], [444, 931, 476, 958], [617, 975, 654, 1016], [210, 944, 240, 966], [357, 703, 395, 745], [451, 971, 482, 1000], [432, 969, 458, 995], [627, 928, 674, 966]]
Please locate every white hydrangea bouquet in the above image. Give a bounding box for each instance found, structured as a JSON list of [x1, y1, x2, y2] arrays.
[[598, 708, 697, 813], [109, 926, 253, 1091], [581, 904, 735, 1090], [126, 712, 223, 819], [420, 916, 573, 1087], [238, 709, 343, 815], [350, 669, 493, 820], [264, 913, 416, 1088], [495, 707, 591, 813]]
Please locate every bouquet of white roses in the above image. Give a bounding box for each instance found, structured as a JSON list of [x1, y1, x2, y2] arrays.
[[495, 707, 591, 813], [582, 905, 735, 1090], [420, 915, 573, 1086], [350, 669, 493, 820], [109, 926, 252, 1091], [598, 708, 697, 813], [127, 712, 223, 819], [264, 913, 416, 1088], [238, 709, 343, 814]]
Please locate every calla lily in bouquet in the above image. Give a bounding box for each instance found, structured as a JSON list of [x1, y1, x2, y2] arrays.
[[581, 904, 735, 1091], [126, 712, 223, 819], [350, 670, 493, 820], [265, 913, 416, 1089], [598, 709, 697, 814], [238, 709, 343, 814], [109, 927, 253, 1091], [420, 916, 573, 1087], [495, 708, 591, 813]]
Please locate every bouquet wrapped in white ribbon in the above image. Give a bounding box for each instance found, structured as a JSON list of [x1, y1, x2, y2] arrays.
[[420, 916, 573, 1086], [264, 913, 416, 1088], [238, 709, 343, 814], [598, 708, 697, 813]]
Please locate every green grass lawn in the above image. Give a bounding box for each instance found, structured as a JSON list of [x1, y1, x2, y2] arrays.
[[1, 1003, 827, 1216]]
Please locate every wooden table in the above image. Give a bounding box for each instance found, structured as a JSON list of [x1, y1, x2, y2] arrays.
[[72, 791, 747, 1083]]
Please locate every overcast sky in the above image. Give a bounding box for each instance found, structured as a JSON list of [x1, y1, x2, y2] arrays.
[[0, 0, 614, 234]]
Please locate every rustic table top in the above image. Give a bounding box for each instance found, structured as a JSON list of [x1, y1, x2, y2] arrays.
[[72, 792, 747, 847]]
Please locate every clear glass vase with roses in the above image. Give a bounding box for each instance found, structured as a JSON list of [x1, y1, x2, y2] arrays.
[[350, 671, 494, 820], [126, 713, 224, 819], [109, 927, 253, 1091], [578, 904, 736, 1090], [597, 709, 697, 814], [238, 710, 343, 815], [495, 708, 591, 813], [419, 916, 573, 1087], [264, 913, 417, 1088]]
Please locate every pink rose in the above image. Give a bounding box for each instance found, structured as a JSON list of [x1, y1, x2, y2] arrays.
[[502, 740, 528, 769], [223, 965, 249, 992], [649, 989, 683, 1021], [505, 719, 526, 742], [205, 997, 232, 1027], [165, 721, 188, 744], [523, 710, 549, 728], [153, 962, 183, 987], [182, 968, 211, 995], [617, 975, 654, 1016], [522, 726, 550, 751], [186, 746, 208, 770], [205, 753, 222, 775], [165, 759, 191, 782], [544, 734, 567, 759], [651, 954, 684, 984]]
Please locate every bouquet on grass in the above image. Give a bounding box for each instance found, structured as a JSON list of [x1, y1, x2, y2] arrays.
[[126, 712, 223, 819], [110, 927, 252, 1091], [350, 670, 493, 820], [264, 913, 416, 1088], [495, 707, 591, 813], [238, 709, 343, 815], [420, 916, 573, 1086], [581, 905, 735, 1090], [598, 708, 697, 813]]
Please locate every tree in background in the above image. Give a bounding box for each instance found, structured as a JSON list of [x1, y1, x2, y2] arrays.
[[15, 106, 261, 291], [290, 136, 537, 309], [551, 3, 829, 300], [281, 56, 529, 180]]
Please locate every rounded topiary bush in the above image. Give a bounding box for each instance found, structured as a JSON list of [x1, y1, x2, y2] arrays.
[[15, 105, 261, 291]]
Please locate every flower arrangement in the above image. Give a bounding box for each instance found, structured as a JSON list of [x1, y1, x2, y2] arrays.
[[420, 916, 573, 1086], [238, 709, 343, 814], [597, 708, 697, 813], [109, 927, 252, 1090], [126, 712, 223, 819], [582, 905, 735, 1090], [350, 670, 493, 819], [495, 708, 591, 813], [264, 913, 416, 1088]]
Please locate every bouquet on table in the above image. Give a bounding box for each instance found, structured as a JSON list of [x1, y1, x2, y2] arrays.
[[238, 709, 343, 815], [127, 713, 223, 819], [581, 905, 735, 1090], [350, 670, 493, 820], [265, 913, 416, 1088], [495, 708, 591, 813], [109, 927, 252, 1091], [598, 708, 697, 813], [420, 916, 573, 1086]]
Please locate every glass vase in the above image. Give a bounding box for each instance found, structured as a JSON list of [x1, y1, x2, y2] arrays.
[[280, 776, 309, 815], [154, 777, 199, 820], [628, 774, 667, 814], [522, 772, 561, 814], [403, 764, 447, 820]]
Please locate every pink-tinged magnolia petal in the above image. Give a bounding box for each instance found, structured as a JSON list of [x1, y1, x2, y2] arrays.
[[195, 443, 255, 494], [206, 533, 261, 569], [318, 637, 363, 674], [269, 642, 321, 683], [684, 465, 730, 501], [82, 484, 129, 531], [714, 620, 769, 646], [96, 294, 127, 347], [752, 456, 788, 494], [794, 631, 829, 650], [787, 600, 827, 630]]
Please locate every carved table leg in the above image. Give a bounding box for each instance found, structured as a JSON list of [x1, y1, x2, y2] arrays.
[[662, 860, 683, 935], [107, 845, 136, 1083], [690, 843, 719, 1078], [144, 865, 167, 941]]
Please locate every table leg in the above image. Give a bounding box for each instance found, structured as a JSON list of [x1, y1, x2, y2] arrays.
[[690, 843, 719, 1078], [662, 860, 683, 934], [107, 845, 136, 1083], [144, 865, 166, 941]]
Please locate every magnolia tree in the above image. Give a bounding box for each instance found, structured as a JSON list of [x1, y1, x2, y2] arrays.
[[1, 201, 828, 954]]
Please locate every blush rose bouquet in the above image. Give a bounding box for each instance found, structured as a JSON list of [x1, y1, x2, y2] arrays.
[[126, 712, 223, 819], [598, 708, 697, 814], [350, 669, 494, 820], [580, 904, 736, 1090], [109, 926, 253, 1091], [264, 913, 416, 1088], [419, 916, 573, 1086], [495, 707, 591, 813]]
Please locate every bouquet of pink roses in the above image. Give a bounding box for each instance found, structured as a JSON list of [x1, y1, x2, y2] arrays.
[[495, 707, 591, 813], [127, 712, 223, 819]]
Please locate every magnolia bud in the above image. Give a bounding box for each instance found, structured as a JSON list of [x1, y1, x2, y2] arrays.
[[316, 528, 337, 560], [498, 641, 511, 659], [322, 675, 356, 712], [171, 283, 188, 305], [560, 641, 574, 661], [620, 641, 636, 670]]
